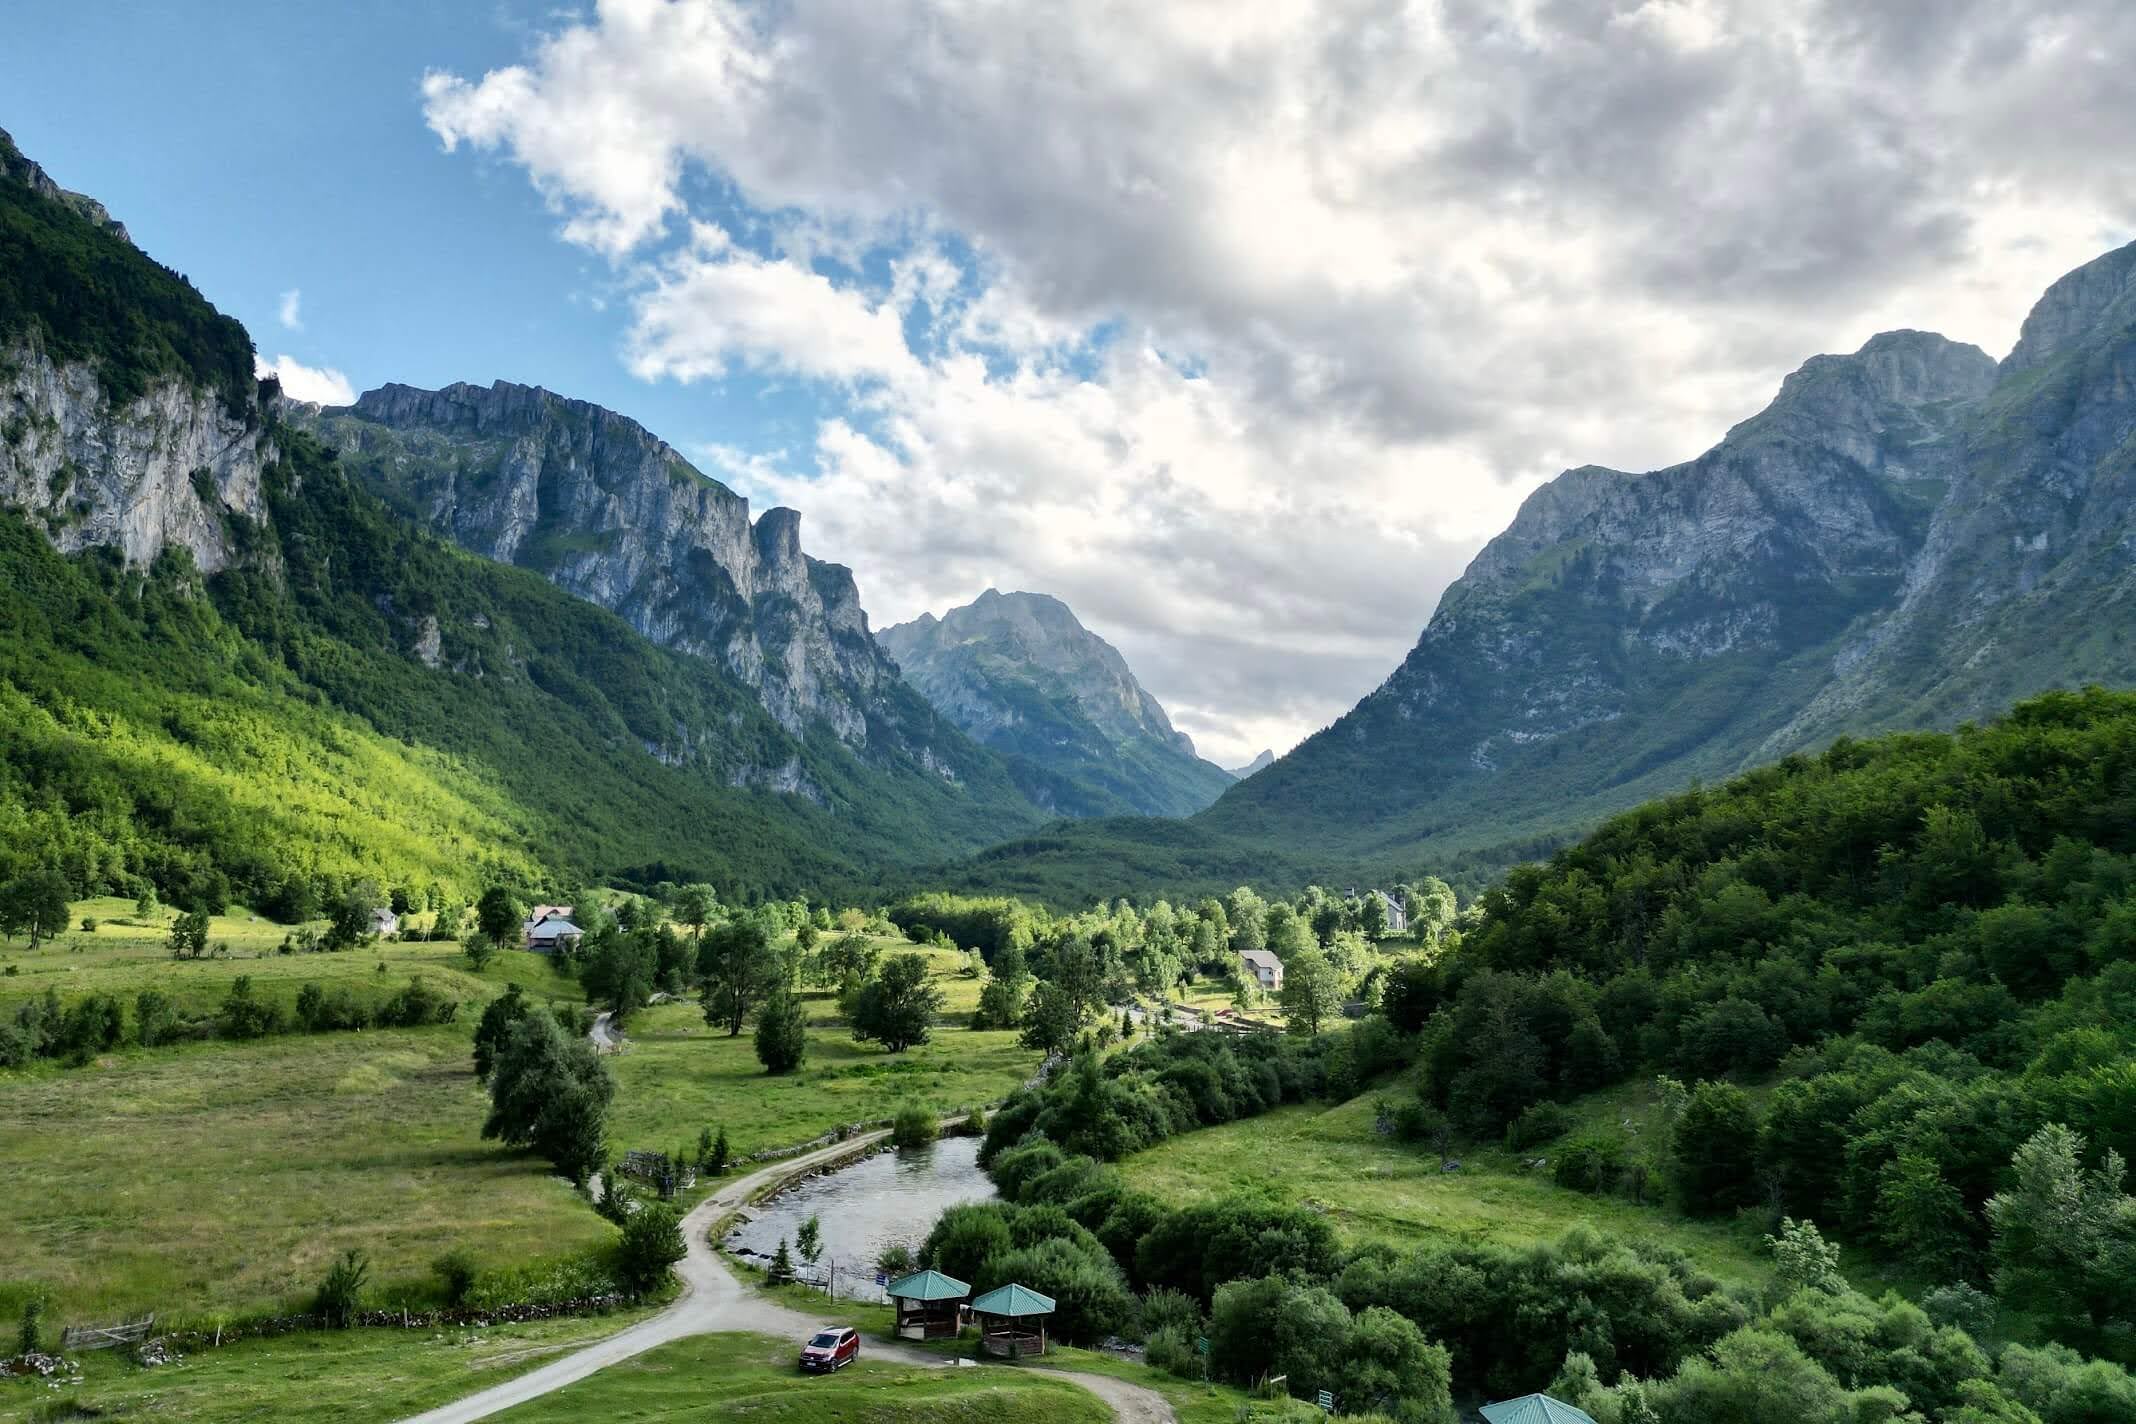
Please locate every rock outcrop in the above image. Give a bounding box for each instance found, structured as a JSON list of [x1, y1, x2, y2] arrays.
[[880, 589, 1234, 817], [299, 382, 923, 753]]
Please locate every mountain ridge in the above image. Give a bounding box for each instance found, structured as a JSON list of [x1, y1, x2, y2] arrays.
[[879, 588, 1235, 818]]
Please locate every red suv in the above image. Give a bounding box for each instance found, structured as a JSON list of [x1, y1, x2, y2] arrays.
[[798, 1326, 859, 1373]]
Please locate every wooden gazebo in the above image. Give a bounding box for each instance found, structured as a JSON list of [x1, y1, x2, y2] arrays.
[[970, 1282, 1055, 1358], [886, 1268, 970, 1340]]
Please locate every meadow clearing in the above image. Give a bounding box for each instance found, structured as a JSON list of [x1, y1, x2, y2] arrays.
[[0, 921, 1042, 1326], [1117, 1082, 1780, 1287]]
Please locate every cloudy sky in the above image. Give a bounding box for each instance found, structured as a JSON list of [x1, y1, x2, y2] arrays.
[[8, 2, 2133, 764]]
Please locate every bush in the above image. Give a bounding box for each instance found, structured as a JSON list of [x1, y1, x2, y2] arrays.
[[313, 1249, 370, 1328], [615, 1202, 687, 1298], [1504, 1101, 1576, 1151], [1138, 1286, 1205, 1343], [432, 1249, 479, 1306], [964, 1103, 989, 1137], [925, 1203, 1016, 1286], [1145, 1324, 1201, 1377], [979, 1236, 1134, 1343], [892, 1102, 938, 1149], [1552, 1130, 1627, 1194]]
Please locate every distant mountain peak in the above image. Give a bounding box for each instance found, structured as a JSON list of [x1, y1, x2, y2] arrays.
[[881, 590, 1233, 818], [1224, 749, 1276, 779]]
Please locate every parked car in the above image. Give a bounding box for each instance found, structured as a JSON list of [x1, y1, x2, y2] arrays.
[[798, 1325, 859, 1373]]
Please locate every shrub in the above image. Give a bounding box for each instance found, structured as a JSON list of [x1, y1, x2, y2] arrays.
[[615, 1202, 687, 1298], [892, 1102, 938, 1149], [925, 1203, 1016, 1286], [1504, 1101, 1576, 1151], [1552, 1130, 1627, 1194], [18, 1298, 43, 1356], [313, 1249, 370, 1327], [432, 1249, 479, 1306], [1145, 1324, 1200, 1377], [964, 1103, 989, 1137], [1138, 1286, 1205, 1343]]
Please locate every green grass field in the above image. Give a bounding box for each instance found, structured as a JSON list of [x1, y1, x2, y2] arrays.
[[1118, 1087, 1778, 1286], [0, 930, 1041, 1325], [0, 898, 582, 1015], [2, 1310, 660, 1424], [487, 1332, 1107, 1423], [607, 941, 1036, 1159]]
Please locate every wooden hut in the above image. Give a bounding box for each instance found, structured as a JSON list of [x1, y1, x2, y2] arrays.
[[886, 1269, 969, 1340], [970, 1282, 1056, 1358]]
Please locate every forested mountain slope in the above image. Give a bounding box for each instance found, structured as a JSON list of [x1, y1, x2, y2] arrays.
[[880, 588, 1235, 817], [952, 244, 2136, 902], [0, 126, 1043, 909]]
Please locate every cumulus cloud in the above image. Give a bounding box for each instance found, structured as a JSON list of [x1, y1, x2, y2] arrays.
[[422, 0, 2136, 763], [255, 354, 356, 407], [277, 288, 303, 331]]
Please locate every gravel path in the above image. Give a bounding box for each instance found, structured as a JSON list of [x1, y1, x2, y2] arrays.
[[395, 1131, 1175, 1424]]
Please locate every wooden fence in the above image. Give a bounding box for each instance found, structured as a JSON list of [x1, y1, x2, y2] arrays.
[[61, 1314, 155, 1351]]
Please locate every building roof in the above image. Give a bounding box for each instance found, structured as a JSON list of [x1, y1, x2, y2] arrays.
[[1238, 949, 1282, 971], [887, 1269, 970, 1302], [969, 1283, 1056, 1317], [526, 917, 583, 940], [1481, 1395, 1600, 1424]]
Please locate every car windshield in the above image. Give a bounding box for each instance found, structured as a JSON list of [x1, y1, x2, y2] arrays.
[[810, 1333, 841, 1347]]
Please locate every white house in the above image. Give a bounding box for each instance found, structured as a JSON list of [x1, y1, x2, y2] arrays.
[[1370, 890, 1409, 935], [1239, 948, 1284, 992], [371, 907, 400, 938]]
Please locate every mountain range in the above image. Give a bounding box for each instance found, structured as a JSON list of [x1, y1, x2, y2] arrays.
[[878, 589, 1234, 819], [4, 117, 2132, 909], [954, 240, 2136, 898]]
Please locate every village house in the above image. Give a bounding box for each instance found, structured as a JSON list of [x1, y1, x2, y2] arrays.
[[1372, 889, 1408, 934], [523, 906, 583, 953], [371, 906, 399, 938], [1238, 947, 1283, 992]]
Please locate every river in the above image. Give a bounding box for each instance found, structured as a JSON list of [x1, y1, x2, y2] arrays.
[[723, 1135, 997, 1303]]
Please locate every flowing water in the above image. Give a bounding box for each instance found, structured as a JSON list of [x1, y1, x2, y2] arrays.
[[725, 1135, 997, 1303]]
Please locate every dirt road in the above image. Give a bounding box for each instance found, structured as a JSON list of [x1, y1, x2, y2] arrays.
[[396, 1132, 1174, 1424]]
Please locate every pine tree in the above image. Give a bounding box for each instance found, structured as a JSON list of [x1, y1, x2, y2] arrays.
[[768, 1236, 796, 1286]]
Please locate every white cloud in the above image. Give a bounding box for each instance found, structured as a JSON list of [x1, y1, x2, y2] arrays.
[[625, 223, 920, 386], [255, 354, 356, 407], [423, 0, 2136, 761], [277, 288, 303, 331]]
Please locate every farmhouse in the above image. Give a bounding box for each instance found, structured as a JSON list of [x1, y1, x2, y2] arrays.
[[370, 907, 399, 937], [1371, 889, 1408, 934], [524, 915, 584, 953], [1238, 948, 1283, 992]]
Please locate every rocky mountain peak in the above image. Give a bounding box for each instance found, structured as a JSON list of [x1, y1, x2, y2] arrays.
[[0, 126, 130, 244], [880, 590, 1233, 818], [2001, 241, 2136, 375], [298, 383, 932, 753]]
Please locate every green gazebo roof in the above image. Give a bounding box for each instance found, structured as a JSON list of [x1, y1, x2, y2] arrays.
[[969, 1283, 1056, 1318], [886, 1269, 970, 1302], [1481, 1395, 1600, 1424]]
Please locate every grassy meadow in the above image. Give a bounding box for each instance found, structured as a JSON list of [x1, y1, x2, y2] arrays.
[[1118, 1083, 1779, 1287], [6, 1310, 661, 1424], [488, 1332, 1108, 1424], [0, 919, 1041, 1327], [0, 898, 579, 1016]]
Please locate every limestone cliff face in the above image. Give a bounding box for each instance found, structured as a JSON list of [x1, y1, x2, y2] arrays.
[[0, 343, 270, 573], [880, 589, 1234, 817], [1208, 244, 2136, 864], [299, 382, 910, 751]]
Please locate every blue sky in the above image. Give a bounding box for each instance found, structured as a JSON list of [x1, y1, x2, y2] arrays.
[[7, 2, 2129, 764], [0, 2, 819, 462]]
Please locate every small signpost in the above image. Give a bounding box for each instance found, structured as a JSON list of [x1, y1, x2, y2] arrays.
[[1316, 1388, 1336, 1412]]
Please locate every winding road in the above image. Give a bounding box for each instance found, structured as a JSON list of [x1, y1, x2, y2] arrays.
[[396, 1129, 1173, 1424]]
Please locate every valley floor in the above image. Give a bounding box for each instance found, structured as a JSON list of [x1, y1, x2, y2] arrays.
[[0, 922, 1038, 1324]]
